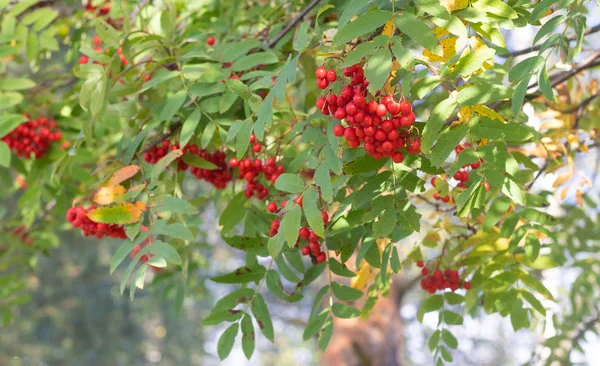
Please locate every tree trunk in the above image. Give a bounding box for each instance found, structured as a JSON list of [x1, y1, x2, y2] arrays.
[[321, 283, 405, 366]]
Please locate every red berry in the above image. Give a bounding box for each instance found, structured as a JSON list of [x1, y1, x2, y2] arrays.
[[399, 100, 412, 114], [207, 36, 215, 46], [483, 181, 490, 192], [417, 260, 424, 268], [387, 102, 400, 115], [79, 55, 89, 64], [375, 103, 388, 117], [267, 202, 278, 213], [301, 246, 311, 256], [299, 227, 310, 240], [316, 66, 327, 79], [250, 134, 256, 143], [463, 281, 472, 290], [321, 211, 329, 226], [316, 252, 327, 263], [317, 78, 329, 89], [228, 158, 239, 167], [325, 70, 337, 82], [333, 124, 345, 137], [252, 143, 262, 153], [316, 96, 326, 110], [421, 267, 429, 276], [392, 152, 404, 163]]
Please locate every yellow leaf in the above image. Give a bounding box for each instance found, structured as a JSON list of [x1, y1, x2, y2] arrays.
[[376, 237, 390, 253], [351, 262, 373, 290], [433, 27, 449, 38], [458, 106, 473, 123], [93, 184, 127, 205], [559, 186, 569, 200], [579, 144, 589, 153], [552, 171, 572, 188], [381, 18, 396, 37], [440, 0, 468, 12], [422, 37, 457, 62], [106, 165, 140, 186], [87, 201, 147, 225], [575, 190, 583, 206], [478, 138, 489, 146], [383, 60, 401, 95], [471, 105, 506, 122]]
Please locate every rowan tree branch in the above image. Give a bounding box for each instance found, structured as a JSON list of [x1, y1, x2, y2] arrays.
[[265, 0, 323, 48], [498, 24, 600, 58]]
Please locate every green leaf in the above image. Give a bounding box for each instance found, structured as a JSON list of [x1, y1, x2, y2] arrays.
[[0, 78, 35, 91], [431, 15, 468, 38], [235, 119, 253, 159], [343, 154, 387, 174], [217, 323, 239, 360], [538, 63, 555, 102], [303, 186, 324, 238], [373, 208, 396, 238], [201, 309, 243, 326], [473, 0, 518, 19], [530, 0, 555, 22], [510, 56, 544, 83], [428, 330, 440, 351], [251, 294, 274, 342], [96, 19, 120, 48], [151, 220, 194, 241], [447, 47, 495, 78], [231, 52, 278, 72], [444, 292, 464, 305], [219, 192, 247, 232], [422, 295, 444, 312], [520, 290, 546, 315], [0, 141, 10, 168], [265, 270, 303, 302], [422, 97, 458, 152], [241, 315, 255, 359], [483, 197, 511, 231], [155, 196, 198, 215], [332, 282, 364, 301], [533, 15, 566, 45], [224, 236, 268, 256], [443, 310, 463, 325], [274, 173, 304, 193], [181, 154, 218, 170], [430, 124, 468, 167], [318, 319, 334, 351], [338, 0, 368, 27], [471, 118, 534, 143], [314, 164, 333, 202], [332, 303, 361, 318], [333, 11, 393, 46], [365, 48, 392, 95], [304, 311, 329, 341], [293, 21, 311, 51], [524, 234, 541, 262], [510, 306, 529, 331], [267, 230, 286, 258], [456, 84, 512, 106], [149, 240, 182, 265], [179, 110, 202, 147], [150, 148, 183, 185], [210, 264, 266, 283], [282, 203, 302, 247], [159, 90, 187, 122], [390, 38, 415, 69], [395, 13, 439, 51], [441, 329, 458, 349], [213, 288, 255, 312], [411, 76, 441, 99], [201, 121, 218, 149], [0, 92, 23, 111], [502, 177, 525, 205], [520, 272, 554, 299], [0, 114, 27, 138], [110, 232, 150, 274], [390, 246, 401, 273]]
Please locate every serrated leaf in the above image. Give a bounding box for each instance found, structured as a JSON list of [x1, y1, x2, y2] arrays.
[[265, 270, 303, 302], [303, 186, 324, 237], [217, 323, 239, 360], [443, 310, 463, 325], [241, 315, 255, 359], [395, 13, 439, 51], [333, 10, 392, 45], [274, 173, 304, 193], [422, 97, 457, 152], [149, 240, 182, 265], [180, 110, 202, 147], [282, 203, 302, 247], [87, 202, 146, 224], [151, 220, 194, 241], [365, 48, 392, 95], [332, 282, 364, 301], [332, 303, 361, 318], [251, 294, 274, 342], [235, 119, 252, 159], [304, 311, 329, 340]]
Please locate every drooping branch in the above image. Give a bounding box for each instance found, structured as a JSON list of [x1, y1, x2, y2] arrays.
[[498, 24, 600, 58], [265, 0, 324, 48]]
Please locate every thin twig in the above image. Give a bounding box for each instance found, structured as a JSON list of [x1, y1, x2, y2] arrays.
[[498, 24, 600, 58], [265, 0, 324, 48], [130, 0, 151, 23]]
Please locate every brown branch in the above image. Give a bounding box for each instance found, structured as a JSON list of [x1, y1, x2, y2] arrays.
[[265, 0, 324, 48], [499, 24, 600, 58]]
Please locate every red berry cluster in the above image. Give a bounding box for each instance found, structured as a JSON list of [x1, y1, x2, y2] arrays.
[[228, 155, 285, 199], [298, 222, 328, 264], [7, 226, 33, 246], [417, 261, 470, 293], [144, 140, 233, 189], [316, 64, 420, 161], [315, 66, 338, 89], [129, 227, 162, 272], [66, 206, 127, 239], [2, 116, 62, 159], [430, 143, 489, 203], [85, 0, 111, 15]]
